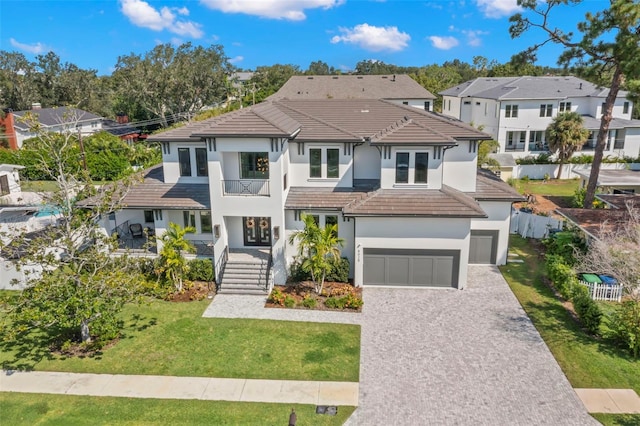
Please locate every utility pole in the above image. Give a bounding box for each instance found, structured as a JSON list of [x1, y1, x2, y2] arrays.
[[76, 125, 88, 172]]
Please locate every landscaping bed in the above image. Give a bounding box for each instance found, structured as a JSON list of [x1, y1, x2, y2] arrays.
[[267, 281, 363, 312]]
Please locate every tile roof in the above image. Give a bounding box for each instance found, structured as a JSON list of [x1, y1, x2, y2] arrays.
[[556, 207, 634, 239], [268, 75, 436, 101], [469, 169, 525, 202], [580, 115, 640, 130], [596, 194, 640, 209], [285, 187, 370, 210], [440, 76, 626, 101], [12, 107, 103, 131], [572, 169, 640, 186]]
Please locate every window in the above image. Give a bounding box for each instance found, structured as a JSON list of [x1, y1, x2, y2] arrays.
[[601, 102, 606, 115], [484, 103, 488, 115], [195, 148, 208, 177], [463, 101, 471, 105], [183, 211, 196, 230], [507, 131, 515, 146], [395, 153, 409, 184], [402, 101, 409, 105], [415, 152, 428, 183], [327, 149, 339, 178], [325, 215, 338, 237], [144, 210, 154, 223], [200, 211, 212, 233], [283, 173, 287, 190], [529, 131, 546, 151], [505, 105, 518, 118], [424, 101, 430, 111], [539, 104, 552, 117], [309, 149, 321, 178], [623, 102, 630, 114], [91, 121, 98, 128], [240, 152, 269, 179], [0, 175, 9, 196], [559, 102, 572, 113], [447, 100, 451, 110], [178, 148, 191, 176], [311, 215, 320, 225]]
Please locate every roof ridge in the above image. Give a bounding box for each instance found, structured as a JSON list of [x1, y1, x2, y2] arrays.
[[343, 188, 379, 212], [440, 184, 486, 215], [251, 102, 300, 135], [275, 100, 364, 141], [370, 116, 413, 141]]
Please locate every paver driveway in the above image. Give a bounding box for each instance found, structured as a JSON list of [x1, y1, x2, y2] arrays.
[[347, 265, 598, 425]]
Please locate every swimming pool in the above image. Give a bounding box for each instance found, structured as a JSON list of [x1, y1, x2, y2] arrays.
[[34, 206, 62, 218]]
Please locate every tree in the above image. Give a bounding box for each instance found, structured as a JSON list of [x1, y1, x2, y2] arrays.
[[288, 214, 344, 295], [245, 64, 301, 104], [113, 43, 232, 127], [546, 112, 589, 179], [0, 51, 38, 111], [509, 0, 640, 207], [1, 109, 144, 346], [306, 60, 333, 75], [157, 222, 195, 292]]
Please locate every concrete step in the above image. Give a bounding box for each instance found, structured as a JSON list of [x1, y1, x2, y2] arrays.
[[226, 260, 268, 267], [222, 272, 264, 280], [217, 288, 269, 295], [221, 277, 266, 286]]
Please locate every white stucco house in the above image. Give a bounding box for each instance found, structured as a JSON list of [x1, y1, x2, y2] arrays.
[[0, 164, 24, 200], [440, 76, 640, 160], [95, 96, 522, 293]]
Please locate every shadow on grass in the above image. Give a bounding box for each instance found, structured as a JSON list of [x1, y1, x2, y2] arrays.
[[544, 195, 574, 208]]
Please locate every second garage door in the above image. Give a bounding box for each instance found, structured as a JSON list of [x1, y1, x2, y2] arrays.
[[469, 230, 498, 264], [363, 248, 459, 288]]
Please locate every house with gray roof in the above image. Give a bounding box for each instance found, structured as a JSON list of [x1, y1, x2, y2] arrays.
[[1, 105, 104, 149], [269, 74, 436, 111], [99, 96, 522, 292], [440, 76, 640, 162]]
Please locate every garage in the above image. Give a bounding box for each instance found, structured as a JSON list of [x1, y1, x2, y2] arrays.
[[469, 230, 498, 264], [363, 248, 459, 288]]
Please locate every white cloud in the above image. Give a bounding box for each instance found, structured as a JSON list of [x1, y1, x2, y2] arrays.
[[120, 0, 203, 38], [170, 37, 184, 46], [475, 0, 521, 18], [229, 55, 244, 64], [10, 38, 48, 54], [201, 0, 343, 21], [331, 24, 410, 52], [428, 36, 459, 50], [462, 29, 488, 46]]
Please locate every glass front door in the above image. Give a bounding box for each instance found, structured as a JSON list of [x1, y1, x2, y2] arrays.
[[243, 217, 271, 246]]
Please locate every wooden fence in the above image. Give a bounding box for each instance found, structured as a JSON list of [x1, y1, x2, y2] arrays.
[[579, 281, 623, 302]]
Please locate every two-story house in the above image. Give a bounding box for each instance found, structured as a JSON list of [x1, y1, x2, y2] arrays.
[[269, 74, 437, 111], [1, 105, 104, 149], [101, 98, 522, 292], [440, 76, 640, 160]]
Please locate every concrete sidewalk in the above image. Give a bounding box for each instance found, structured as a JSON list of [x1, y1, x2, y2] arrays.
[[0, 370, 359, 406], [576, 388, 640, 414]]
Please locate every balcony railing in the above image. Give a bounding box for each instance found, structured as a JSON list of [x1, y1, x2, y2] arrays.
[[504, 145, 526, 152], [222, 180, 270, 196], [528, 142, 549, 152]]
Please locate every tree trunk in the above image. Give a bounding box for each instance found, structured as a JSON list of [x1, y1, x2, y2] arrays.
[[80, 319, 91, 343], [556, 160, 564, 180], [583, 65, 623, 208]]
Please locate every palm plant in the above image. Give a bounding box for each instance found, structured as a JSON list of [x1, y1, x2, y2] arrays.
[[289, 213, 345, 294], [546, 112, 590, 179], [158, 222, 195, 292]]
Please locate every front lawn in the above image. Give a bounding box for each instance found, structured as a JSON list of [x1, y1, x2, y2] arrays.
[[0, 298, 360, 382], [500, 235, 640, 393], [512, 178, 580, 197], [0, 392, 355, 426]]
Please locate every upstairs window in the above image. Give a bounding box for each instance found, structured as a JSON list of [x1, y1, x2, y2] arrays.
[[183, 211, 196, 231], [310, 149, 322, 178], [327, 149, 339, 178], [539, 104, 552, 117], [200, 211, 212, 233], [195, 148, 208, 177], [395, 153, 409, 184], [559, 102, 572, 113], [505, 105, 518, 118], [424, 101, 431, 111], [178, 148, 191, 176], [240, 152, 269, 179], [415, 153, 429, 184], [144, 210, 154, 223], [623, 101, 630, 114]]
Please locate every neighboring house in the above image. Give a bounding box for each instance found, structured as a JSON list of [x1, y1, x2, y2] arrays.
[[95, 97, 522, 291], [0, 164, 24, 199], [102, 114, 142, 144], [574, 168, 640, 194], [269, 75, 437, 111], [0, 104, 104, 149], [440, 76, 640, 160]]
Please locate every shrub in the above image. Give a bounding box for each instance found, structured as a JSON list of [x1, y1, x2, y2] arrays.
[[543, 231, 584, 265], [329, 283, 356, 297], [324, 294, 363, 310], [289, 257, 350, 283], [572, 187, 586, 208], [187, 258, 214, 281], [268, 288, 286, 306], [506, 177, 516, 187], [572, 286, 602, 335], [607, 301, 640, 358], [301, 295, 317, 309], [324, 296, 344, 309], [545, 253, 578, 299], [284, 295, 296, 308]]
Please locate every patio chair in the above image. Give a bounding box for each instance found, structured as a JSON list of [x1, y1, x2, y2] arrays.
[[129, 223, 144, 238]]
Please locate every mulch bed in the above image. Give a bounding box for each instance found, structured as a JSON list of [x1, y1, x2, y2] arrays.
[[168, 281, 215, 302], [265, 281, 363, 312]]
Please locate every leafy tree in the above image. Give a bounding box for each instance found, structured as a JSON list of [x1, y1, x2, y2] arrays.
[[510, 0, 640, 207], [546, 112, 589, 179], [478, 140, 501, 169], [288, 214, 344, 295], [0, 51, 38, 111], [0, 110, 144, 346], [113, 43, 232, 127], [410, 65, 463, 111], [245, 64, 301, 104], [306, 60, 333, 75], [157, 222, 196, 292]]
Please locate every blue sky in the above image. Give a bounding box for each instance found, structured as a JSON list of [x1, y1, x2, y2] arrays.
[[1, 0, 610, 76]]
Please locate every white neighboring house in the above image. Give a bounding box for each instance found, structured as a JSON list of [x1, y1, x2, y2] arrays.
[[269, 74, 437, 111], [440, 76, 640, 160], [0, 164, 24, 201], [2, 105, 104, 149], [92, 97, 523, 293]]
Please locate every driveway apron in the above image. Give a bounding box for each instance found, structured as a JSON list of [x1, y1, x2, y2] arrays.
[[348, 265, 598, 425]]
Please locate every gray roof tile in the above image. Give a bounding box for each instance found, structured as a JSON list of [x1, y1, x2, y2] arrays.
[[469, 169, 525, 202], [12, 107, 103, 131]]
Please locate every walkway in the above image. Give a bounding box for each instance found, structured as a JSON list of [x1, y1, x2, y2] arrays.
[[0, 370, 358, 406], [576, 388, 640, 414]]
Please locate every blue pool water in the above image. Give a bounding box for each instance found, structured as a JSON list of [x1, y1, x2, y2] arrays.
[[34, 206, 62, 218]]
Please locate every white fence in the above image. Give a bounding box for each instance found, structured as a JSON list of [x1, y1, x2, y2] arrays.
[[514, 163, 640, 180], [579, 281, 623, 302], [510, 209, 564, 239]]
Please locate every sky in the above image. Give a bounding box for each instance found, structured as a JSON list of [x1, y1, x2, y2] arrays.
[[0, 0, 612, 76]]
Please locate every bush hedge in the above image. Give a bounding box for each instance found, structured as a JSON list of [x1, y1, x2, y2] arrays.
[[289, 257, 350, 283]]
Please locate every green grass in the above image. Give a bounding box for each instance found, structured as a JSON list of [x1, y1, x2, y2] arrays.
[[591, 413, 640, 426], [512, 178, 580, 197], [19, 180, 60, 193], [500, 235, 640, 394], [0, 392, 355, 425], [0, 299, 360, 382]]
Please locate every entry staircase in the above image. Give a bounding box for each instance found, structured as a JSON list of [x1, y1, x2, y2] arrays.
[[217, 249, 271, 295]]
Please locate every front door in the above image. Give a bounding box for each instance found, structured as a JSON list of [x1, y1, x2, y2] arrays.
[[243, 217, 271, 246]]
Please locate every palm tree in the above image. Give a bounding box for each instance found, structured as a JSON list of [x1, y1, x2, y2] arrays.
[[546, 112, 590, 179], [158, 222, 195, 292], [288, 214, 345, 295]]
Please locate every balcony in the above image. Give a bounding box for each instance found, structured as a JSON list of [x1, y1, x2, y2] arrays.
[[504, 145, 525, 152], [528, 142, 549, 152], [222, 180, 270, 196]]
